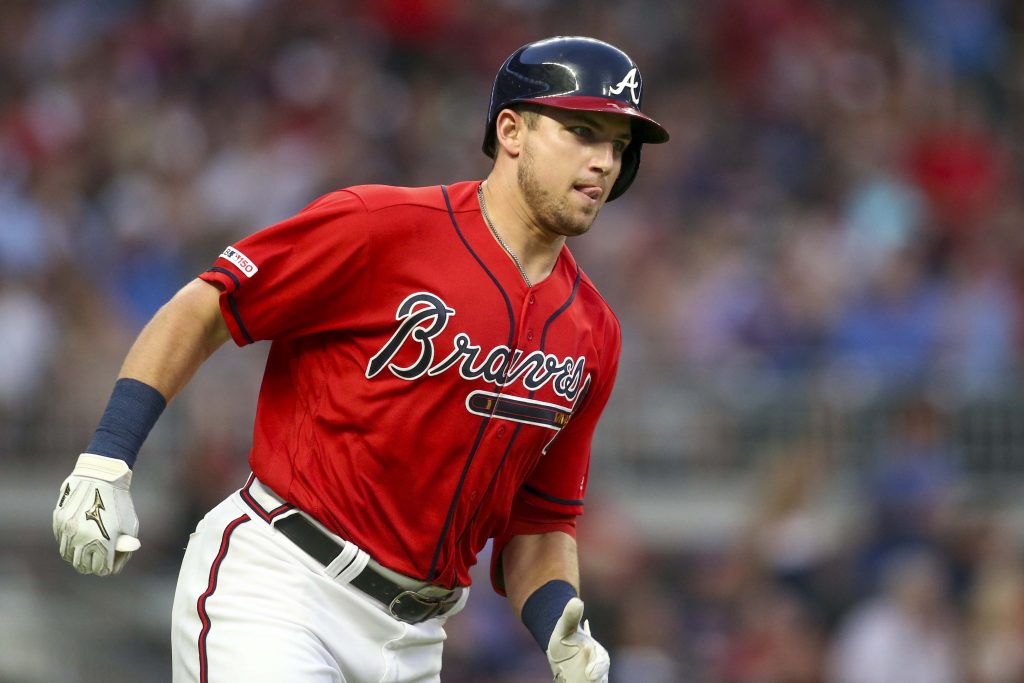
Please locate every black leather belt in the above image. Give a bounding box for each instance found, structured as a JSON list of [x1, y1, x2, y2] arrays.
[[273, 513, 461, 624]]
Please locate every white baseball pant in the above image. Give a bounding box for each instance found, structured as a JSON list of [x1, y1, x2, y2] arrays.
[[170, 476, 468, 682]]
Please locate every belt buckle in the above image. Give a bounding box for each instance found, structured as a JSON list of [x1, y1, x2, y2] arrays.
[[388, 590, 458, 624]]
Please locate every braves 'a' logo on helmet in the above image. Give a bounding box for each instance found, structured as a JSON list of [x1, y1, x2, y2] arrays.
[[608, 68, 641, 105]]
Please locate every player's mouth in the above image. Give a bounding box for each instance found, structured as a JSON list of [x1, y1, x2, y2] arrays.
[[573, 184, 604, 204]]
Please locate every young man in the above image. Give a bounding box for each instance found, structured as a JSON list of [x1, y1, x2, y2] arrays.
[[53, 36, 669, 682]]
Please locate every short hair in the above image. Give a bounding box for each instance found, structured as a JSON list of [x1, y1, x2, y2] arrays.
[[511, 102, 543, 129]]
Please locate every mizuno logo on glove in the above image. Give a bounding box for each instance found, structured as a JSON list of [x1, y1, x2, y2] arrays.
[[84, 488, 111, 540]]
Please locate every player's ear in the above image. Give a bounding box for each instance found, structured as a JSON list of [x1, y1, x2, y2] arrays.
[[494, 108, 525, 157]]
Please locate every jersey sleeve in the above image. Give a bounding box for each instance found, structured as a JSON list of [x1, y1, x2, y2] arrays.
[[198, 190, 372, 345], [489, 319, 621, 595]]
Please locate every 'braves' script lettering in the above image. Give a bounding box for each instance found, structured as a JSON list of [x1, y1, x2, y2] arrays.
[[366, 292, 587, 401]]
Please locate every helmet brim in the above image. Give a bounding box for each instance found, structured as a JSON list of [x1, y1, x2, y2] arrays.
[[519, 96, 670, 144]]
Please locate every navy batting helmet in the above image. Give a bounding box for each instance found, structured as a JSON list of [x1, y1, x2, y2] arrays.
[[483, 36, 669, 201]]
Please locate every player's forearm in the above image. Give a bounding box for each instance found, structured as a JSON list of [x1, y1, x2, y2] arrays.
[[117, 278, 230, 401], [502, 531, 580, 618]]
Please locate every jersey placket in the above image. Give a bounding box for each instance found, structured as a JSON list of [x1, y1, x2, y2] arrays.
[[492, 291, 538, 439], [446, 289, 543, 575]]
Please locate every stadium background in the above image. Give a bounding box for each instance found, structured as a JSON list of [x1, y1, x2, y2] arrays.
[[2, 0, 1024, 681]]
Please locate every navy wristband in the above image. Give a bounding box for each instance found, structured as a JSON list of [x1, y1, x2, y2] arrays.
[[85, 378, 167, 469], [521, 579, 578, 651]]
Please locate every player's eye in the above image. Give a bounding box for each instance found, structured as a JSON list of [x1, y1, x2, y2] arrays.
[[569, 126, 594, 139], [612, 139, 629, 154]]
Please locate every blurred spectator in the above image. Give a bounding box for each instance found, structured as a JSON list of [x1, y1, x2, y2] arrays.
[[827, 548, 964, 683], [827, 247, 944, 394], [0, 280, 58, 455], [856, 394, 963, 592], [744, 445, 843, 610], [718, 585, 825, 683], [935, 243, 1019, 395], [905, 115, 1007, 251], [611, 578, 685, 683], [894, 0, 1007, 79], [964, 520, 1024, 683], [0, 282, 57, 410]]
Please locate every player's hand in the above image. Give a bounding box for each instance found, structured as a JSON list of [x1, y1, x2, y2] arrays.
[[53, 453, 141, 576], [546, 597, 611, 683]]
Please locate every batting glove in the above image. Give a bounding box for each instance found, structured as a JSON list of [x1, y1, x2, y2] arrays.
[[53, 453, 141, 576], [547, 597, 611, 683]]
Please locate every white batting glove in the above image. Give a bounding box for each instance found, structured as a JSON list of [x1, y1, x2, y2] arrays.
[[53, 453, 141, 576], [546, 597, 611, 683]]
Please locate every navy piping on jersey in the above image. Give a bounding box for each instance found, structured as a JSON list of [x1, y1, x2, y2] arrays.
[[239, 474, 294, 522], [206, 267, 255, 344], [452, 424, 524, 549], [523, 483, 584, 507], [197, 514, 250, 683], [440, 185, 516, 331], [208, 266, 240, 289], [453, 266, 585, 548], [539, 269, 582, 351], [512, 267, 587, 504], [427, 184, 516, 582]]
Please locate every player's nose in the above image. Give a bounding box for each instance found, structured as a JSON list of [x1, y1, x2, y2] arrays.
[[588, 142, 617, 176]]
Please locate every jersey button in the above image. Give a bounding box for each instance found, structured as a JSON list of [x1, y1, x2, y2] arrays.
[[528, 294, 536, 305], [496, 426, 506, 438], [527, 329, 534, 341]]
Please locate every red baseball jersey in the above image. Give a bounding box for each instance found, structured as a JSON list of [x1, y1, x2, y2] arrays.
[[198, 180, 621, 589]]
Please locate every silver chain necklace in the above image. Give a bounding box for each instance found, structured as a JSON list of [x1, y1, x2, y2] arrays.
[[477, 185, 532, 288]]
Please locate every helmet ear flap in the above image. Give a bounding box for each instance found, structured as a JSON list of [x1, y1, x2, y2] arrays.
[[609, 143, 642, 201], [482, 113, 500, 158], [484, 132, 497, 159]]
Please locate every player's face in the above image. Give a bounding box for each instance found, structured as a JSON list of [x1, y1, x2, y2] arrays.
[[516, 108, 632, 237]]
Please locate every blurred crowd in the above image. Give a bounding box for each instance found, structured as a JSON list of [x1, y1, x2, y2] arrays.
[[3, 0, 1024, 681], [445, 393, 1024, 683]]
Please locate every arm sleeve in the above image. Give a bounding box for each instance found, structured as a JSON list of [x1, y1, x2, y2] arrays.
[[198, 190, 372, 345], [490, 319, 621, 594]]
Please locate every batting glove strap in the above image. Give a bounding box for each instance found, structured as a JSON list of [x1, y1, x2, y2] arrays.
[[546, 597, 611, 683], [53, 454, 141, 577], [73, 453, 134, 486]]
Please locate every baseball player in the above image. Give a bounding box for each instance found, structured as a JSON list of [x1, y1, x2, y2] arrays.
[[52, 36, 668, 682]]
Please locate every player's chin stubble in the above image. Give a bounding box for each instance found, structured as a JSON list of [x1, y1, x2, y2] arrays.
[[517, 144, 597, 238]]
